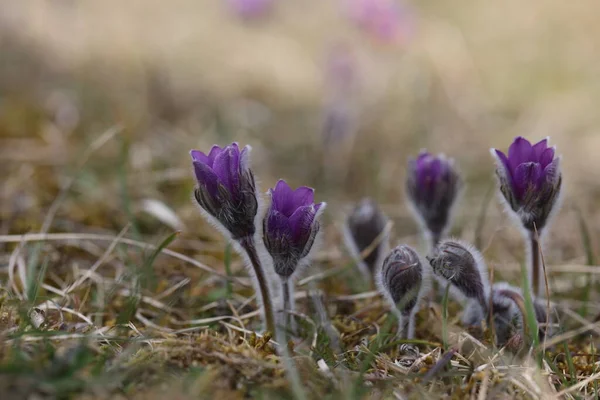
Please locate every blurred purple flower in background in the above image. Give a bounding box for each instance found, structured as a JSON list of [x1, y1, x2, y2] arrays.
[[227, 0, 274, 19], [346, 0, 413, 43], [406, 151, 462, 248], [322, 44, 359, 147], [491, 136, 562, 232]]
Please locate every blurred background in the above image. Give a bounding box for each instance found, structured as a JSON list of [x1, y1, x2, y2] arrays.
[[2, 0, 600, 277]]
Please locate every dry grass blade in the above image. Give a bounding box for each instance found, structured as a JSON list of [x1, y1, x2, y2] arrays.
[[0, 232, 238, 282], [65, 224, 131, 293]]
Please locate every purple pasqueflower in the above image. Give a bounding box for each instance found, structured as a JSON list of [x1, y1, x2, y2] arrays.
[[227, 0, 273, 19], [345, 0, 414, 44], [263, 180, 325, 278], [406, 152, 462, 245], [190, 143, 258, 240], [491, 136, 561, 231]]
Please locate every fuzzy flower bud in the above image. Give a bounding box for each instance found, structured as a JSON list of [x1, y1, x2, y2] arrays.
[[343, 198, 390, 279], [190, 143, 258, 240], [490, 283, 552, 347], [377, 245, 426, 338], [491, 136, 562, 232], [263, 180, 325, 278], [406, 152, 463, 246], [428, 239, 489, 315]]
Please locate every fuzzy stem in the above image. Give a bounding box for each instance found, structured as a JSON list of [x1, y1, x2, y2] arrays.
[[530, 231, 541, 297], [430, 232, 442, 252], [396, 312, 415, 339], [238, 237, 275, 334], [281, 278, 292, 334]]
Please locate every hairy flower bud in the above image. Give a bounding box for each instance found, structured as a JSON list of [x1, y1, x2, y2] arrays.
[[491, 136, 562, 232], [263, 180, 326, 278], [190, 143, 258, 240], [377, 245, 427, 338], [490, 283, 552, 346], [343, 198, 390, 279], [427, 239, 489, 315], [406, 152, 463, 246]]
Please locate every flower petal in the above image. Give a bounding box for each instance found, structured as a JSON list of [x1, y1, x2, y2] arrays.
[[271, 180, 296, 217], [513, 162, 543, 199], [288, 205, 317, 244], [206, 145, 223, 167], [539, 147, 555, 169], [508, 136, 533, 170], [266, 209, 292, 238], [213, 145, 240, 194], [532, 138, 548, 161], [493, 149, 510, 171], [543, 157, 561, 184], [192, 161, 219, 198], [292, 186, 315, 208], [190, 149, 210, 165]]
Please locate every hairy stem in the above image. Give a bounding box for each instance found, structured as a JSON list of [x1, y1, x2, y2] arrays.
[[239, 237, 275, 334], [281, 278, 292, 333], [530, 231, 541, 297], [396, 312, 414, 339]]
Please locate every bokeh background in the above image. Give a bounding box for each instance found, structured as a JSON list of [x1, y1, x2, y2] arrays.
[[2, 0, 600, 282]]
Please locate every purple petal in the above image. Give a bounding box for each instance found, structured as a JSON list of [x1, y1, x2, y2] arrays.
[[493, 149, 510, 171], [267, 209, 292, 237], [429, 158, 442, 181], [292, 186, 315, 208], [543, 157, 561, 184], [190, 149, 210, 165], [288, 205, 316, 243], [532, 138, 548, 161], [192, 161, 219, 198], [508, 137, 533, 170], [212, 146, 240, 194], [228, 0, 273, 19], [539, 147, 555, 169], [206, 145, 223, 167], [271, 180, 296, 217], [415, 155, 432, 188], [513, 162, 543, 199]]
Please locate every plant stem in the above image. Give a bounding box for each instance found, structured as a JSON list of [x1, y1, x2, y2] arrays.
[[282, 278, 291, 333], [530, 231, 541, 297], [239, 237, 275, 334]]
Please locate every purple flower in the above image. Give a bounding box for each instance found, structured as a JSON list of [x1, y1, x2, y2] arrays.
[[190, 143, 258, 239], [227, 0, 273, 19], [263, 180, 325, 278], [346, 0, 413, 43], [406, 152, 462, 245], [491, 136, 562, 231]]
